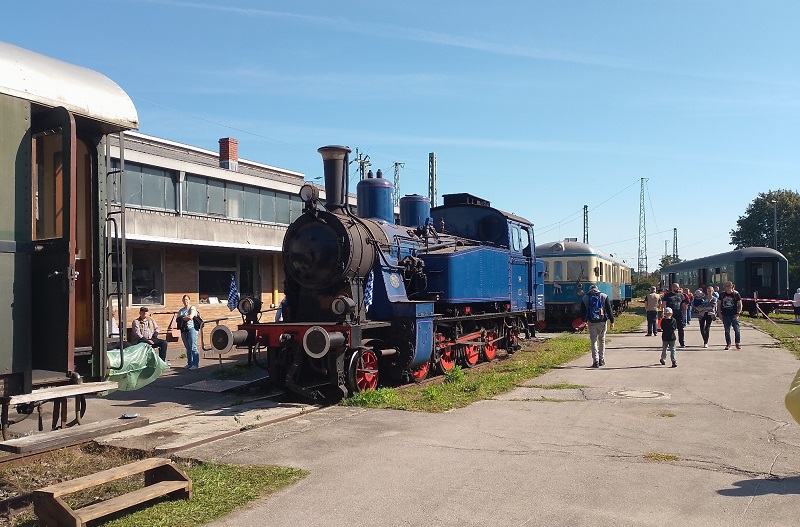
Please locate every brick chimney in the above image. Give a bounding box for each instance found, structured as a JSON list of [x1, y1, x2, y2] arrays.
[[219, 137, 238, 171]]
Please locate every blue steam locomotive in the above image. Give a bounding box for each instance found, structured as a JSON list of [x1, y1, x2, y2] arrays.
[[211, 146, 544, 398]]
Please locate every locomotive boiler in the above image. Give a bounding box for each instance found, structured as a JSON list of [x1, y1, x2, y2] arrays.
[[211, 146, 544, 398]]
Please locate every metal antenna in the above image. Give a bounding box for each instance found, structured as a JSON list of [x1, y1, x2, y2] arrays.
[[638, 178, 648, 274], [673, 228, 678, 261], [583, 205, 589, 244], [428, 152, 437, 206], [393, 162, 404, 207]]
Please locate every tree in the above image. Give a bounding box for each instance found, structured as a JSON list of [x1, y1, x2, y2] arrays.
[[730, 189, 800, 291]]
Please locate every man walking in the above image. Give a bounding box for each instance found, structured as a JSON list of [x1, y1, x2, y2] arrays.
[[718, 281, 743, 350], [661, 283, 688, 347], [580, 285, 615, 368], [645, 286, 660, 336]]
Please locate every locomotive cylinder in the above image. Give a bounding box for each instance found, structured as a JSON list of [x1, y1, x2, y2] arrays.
[[210, 326, 250, 355], [303, 326, 347, 359]]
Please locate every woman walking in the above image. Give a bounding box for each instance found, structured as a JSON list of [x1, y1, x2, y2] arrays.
[[177, 294, 200, 370], [697, 285, 718, 348]]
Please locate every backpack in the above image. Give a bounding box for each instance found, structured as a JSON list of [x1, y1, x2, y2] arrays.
[[192, 308, 203, 330], [587, 293, 605, 322]]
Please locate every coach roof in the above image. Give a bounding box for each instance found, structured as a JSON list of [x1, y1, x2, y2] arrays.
[[0, 41, 138, 131]]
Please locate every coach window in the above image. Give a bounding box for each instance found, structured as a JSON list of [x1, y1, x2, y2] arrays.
[[553, 261, 563, 281], [130, 247, 164, 305], [543, 261, 550, 282]]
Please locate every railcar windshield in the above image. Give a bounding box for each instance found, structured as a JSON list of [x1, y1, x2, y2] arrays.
[[566, 260, 587, 281]]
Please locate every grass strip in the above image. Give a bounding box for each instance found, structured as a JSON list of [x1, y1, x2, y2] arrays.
[[747, 313, 800, 359], [2, 444, 306, 527], [343, 334, 587, 413]]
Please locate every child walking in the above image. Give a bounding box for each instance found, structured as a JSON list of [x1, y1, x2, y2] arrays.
[[660, 307, 678, 368]]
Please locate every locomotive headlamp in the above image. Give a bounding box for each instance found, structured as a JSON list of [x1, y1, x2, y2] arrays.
[[237, 296, 261, 316], [299, 183, 319, 203], [331, 296, 356, 315]]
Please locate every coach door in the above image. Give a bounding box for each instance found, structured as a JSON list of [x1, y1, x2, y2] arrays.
[[30, 107, 77, 373], [746, 259, 776, 299]]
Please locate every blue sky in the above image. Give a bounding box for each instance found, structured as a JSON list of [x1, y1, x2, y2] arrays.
[[5, 1, 798, 270]]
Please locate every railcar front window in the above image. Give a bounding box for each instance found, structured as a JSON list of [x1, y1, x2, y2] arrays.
[[567, 260, 586, 281], [553, 261, 563, 281]]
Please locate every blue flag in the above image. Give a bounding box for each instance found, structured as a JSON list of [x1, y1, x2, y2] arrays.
[[227, 273, 240, 311]]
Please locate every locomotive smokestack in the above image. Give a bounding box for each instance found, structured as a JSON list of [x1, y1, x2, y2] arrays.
[[317, 145, 351, 212]]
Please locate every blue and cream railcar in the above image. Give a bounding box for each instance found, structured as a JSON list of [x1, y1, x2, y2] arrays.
[[535, 240, 631, 329], [661, 247, 789, 316]]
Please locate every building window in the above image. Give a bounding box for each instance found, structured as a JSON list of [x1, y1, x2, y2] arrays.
[[198, 252, 258, 304], [111, 160, 176, 211], [130, 247, 164, 305]]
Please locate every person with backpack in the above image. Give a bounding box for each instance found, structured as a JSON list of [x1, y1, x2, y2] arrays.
[[580, 284, 615, 368], [661, 283, 688, 347]]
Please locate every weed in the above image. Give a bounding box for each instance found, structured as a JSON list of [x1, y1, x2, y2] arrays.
[[341, 388, 405, 409], [644, 452, 680, 462], [530, 382, 587, 390], [212, 363, 252, 380], [444, 365, 465, 384], [658, 412, 676, 418]]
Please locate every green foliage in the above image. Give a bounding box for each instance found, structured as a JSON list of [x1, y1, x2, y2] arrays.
[[212, 363, 252, 380], [608, 311, 646, 333], [342, 387, 405, 409], [632, 273, 659, 298], [444, 365, 465, 384], [343, 335, 587, 413], [748, 313, 800, 359], [101, 463, 307, 527], [730, 189, 800, 290]]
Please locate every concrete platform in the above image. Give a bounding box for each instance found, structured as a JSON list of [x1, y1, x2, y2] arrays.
[[171, 321, 800, 527]]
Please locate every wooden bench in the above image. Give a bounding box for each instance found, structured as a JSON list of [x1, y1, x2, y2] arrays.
[[33, 457, 192, 527], [0, 381, 119, 440]]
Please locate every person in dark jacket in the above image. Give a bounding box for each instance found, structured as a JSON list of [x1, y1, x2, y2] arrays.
[[580, 285, 615, 368], [661, 283, 688, 347], [660, 307, 678, 367]]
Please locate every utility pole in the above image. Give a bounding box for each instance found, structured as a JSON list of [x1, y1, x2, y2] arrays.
[[353, 148, 371, 180], [672, 228, 678, 261], [428, 152, 437, 206], [637, 178, 648, 275], [583, 205, 589, 244], [664, 240, 668, 259], [393, 162, 404, 207]]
